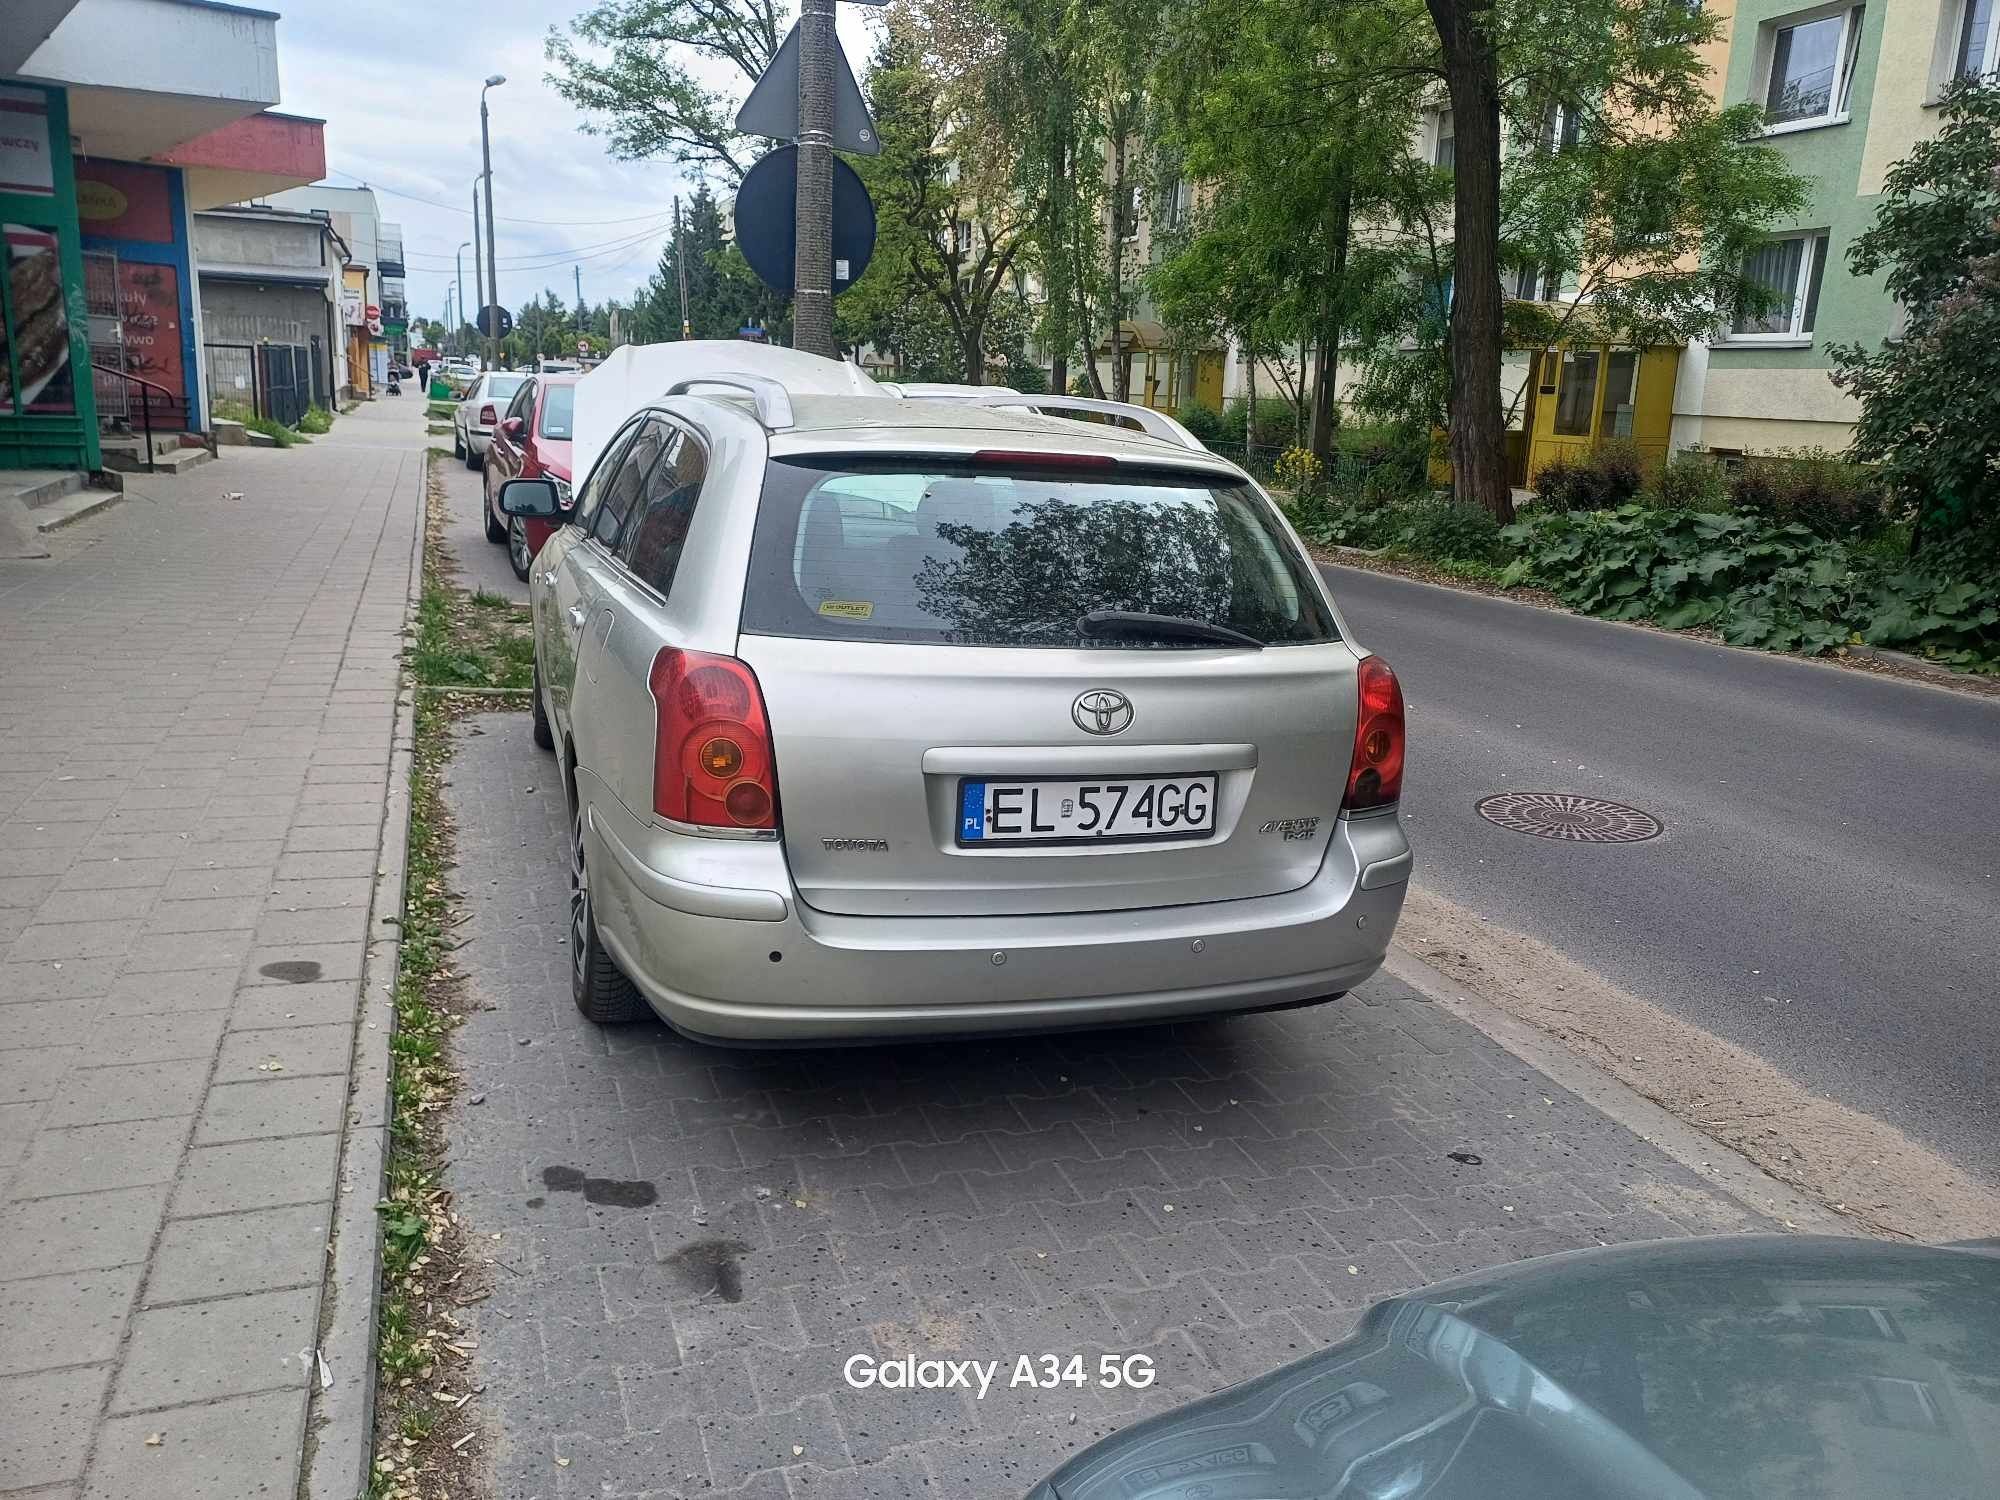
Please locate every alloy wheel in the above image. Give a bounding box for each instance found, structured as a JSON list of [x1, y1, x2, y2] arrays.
[[509, 516, 532, 577], [569, 805, 590, 991]]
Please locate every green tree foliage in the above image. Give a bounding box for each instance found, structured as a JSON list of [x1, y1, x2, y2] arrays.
[[838, 22, 1028, 380], [1831, 79, 2000, 542], [546, 0, 785, 183]]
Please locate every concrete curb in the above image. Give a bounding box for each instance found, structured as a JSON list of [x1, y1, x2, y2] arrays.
[[301, 450, 426, 1499], [1381, 944, 1850, 1236]]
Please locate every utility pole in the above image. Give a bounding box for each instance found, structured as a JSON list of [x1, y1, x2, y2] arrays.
[[471, 181, 485, 344], [791, 0, 836, 357], [454, 242, 470, 351], [573, 262, 582, 314], [480, 74, 506, 368], [674, 196, 692, 339]]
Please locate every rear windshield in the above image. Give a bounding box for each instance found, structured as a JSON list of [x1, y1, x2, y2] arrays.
[[485, 375, 527, 401], [539, 385, 575, 439], [742, 458, 1337, 648]]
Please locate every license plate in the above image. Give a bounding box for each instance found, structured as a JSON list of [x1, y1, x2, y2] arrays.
[[957, 775, 1217, 846]]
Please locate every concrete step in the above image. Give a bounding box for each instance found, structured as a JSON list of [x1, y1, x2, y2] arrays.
[[98, 442, 215, 474], [31, 486, 124, 533], [213, 419, 249, 447], [3, 468, 88, 510], [246, 430, 278, 448]]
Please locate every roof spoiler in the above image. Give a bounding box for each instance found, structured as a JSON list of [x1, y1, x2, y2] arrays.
[[953, 393, 1209, 452]]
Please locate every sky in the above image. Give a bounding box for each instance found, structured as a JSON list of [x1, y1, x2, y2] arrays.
[[271, 0, 879, 329]]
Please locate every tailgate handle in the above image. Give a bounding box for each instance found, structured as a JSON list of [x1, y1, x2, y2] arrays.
[[921, 743, 1256, 775]]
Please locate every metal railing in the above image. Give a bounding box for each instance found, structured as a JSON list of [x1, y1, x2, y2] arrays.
[[91, 365, 191, 474]]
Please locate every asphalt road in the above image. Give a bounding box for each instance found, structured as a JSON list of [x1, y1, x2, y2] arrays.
[[435, 438, 528, 606], [1323, 564, 2000, 1186]]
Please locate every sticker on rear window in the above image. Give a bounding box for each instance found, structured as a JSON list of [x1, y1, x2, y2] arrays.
[[817, 599, 874, 620]]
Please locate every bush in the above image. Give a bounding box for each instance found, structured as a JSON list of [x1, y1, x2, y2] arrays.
[[1223, 395, 1297, 448], [1532, 440, 1647, 512], [1389, 499, 1507, 565], [1651, 451, 1732, 511], [1272, 446, 1325, 496], [298, 405, 333, 435], [1177, 403, 1227, 444], [1728, 448, 1885, 538]]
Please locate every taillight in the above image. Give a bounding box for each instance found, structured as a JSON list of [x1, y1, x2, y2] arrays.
[[648, 648, 778, 830], [478, 403, 497, 425], [1343, 656, 1405, 812]]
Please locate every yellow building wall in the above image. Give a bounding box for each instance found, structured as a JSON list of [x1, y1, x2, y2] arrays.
[[1859, 0, 1958, 196]]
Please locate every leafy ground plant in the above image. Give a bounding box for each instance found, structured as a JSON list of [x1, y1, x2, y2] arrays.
[[370, 452, 539, 1499]]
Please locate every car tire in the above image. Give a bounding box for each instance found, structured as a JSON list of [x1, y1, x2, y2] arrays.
[[465, 445, 481, 472], [531, 658, 555, 751], [483, 486, 507, 543], [569, 801, 645, 1025], [452, 430, 465, 460], [507, 516, 533, 581]]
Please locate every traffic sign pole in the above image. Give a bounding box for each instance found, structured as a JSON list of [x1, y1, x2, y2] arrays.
[[791, 0, 837, 358]]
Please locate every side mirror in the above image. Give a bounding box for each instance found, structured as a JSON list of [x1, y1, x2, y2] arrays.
[[498, 477, 561, 519], [501, 417, 525, 438]]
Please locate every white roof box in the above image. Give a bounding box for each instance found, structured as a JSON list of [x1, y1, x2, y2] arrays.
[[571, 340, 890, 487]]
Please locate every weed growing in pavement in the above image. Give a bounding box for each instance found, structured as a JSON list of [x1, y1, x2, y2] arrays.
[[370, 451, 539, 1500], [299, 405, 334, 435]]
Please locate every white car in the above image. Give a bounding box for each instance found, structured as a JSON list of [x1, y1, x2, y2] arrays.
[[453, 371, 530, 469]]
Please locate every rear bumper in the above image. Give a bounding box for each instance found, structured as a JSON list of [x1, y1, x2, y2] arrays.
[[583, 779, 1411, 1042]]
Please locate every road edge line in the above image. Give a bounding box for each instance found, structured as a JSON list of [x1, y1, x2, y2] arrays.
[[1381, 944, 1850, 1236], [301, 451, 425, 1499]]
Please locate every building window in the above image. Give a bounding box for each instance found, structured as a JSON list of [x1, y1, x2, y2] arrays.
[[1953, 0, 1999, 79], [1552, 349, 1600, 435], [1731, 230, 1830, 338], [1432, 109, 1456, 170], [1511, 265, 1565, 301], [1864, 1377, 1944, 1433], [1539, 103, 1581, 152], [1763, 5, 1865, 127], [1119, 184, 1142, 243], [952, 220, 972, 258]]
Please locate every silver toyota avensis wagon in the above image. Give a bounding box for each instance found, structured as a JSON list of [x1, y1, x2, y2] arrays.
[[501, 363, 1411, 1043]]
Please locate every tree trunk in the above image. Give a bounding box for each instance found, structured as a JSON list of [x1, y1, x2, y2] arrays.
[[1426, 0, 1515, 522], [1108, 141, 1128, 404], [1052, 353, 1068, 394], [1308, 185, 1352, 462], [1246, 345, 1257, 448]]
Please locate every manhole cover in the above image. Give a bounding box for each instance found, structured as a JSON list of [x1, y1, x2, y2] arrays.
[[1475, 792, 1662, 844]]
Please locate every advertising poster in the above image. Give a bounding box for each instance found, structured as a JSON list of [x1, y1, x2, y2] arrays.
[[0, 86, 55, 198], [114, 260, 184, 404], [2, 224, 76, 415], [74, 160, 175, 244]]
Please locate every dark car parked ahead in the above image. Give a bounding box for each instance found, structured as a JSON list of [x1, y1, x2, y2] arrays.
[[482, 373, 578, 580]]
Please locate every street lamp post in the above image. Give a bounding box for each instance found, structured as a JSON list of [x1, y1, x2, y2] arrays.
[[444, 281, 458, 353], [471, 178, 486, 350], [480, 74, 505, 368], [455, 242, 472, 354]]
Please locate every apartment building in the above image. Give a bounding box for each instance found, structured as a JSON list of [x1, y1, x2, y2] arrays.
[[1673, 0, 1988, 457]]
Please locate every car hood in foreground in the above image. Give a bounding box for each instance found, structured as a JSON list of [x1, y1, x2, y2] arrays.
[[1031, 1235, 2000, 1500]]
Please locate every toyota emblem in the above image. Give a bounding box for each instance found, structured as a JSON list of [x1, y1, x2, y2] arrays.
[[1072, 689, 1134, 736]]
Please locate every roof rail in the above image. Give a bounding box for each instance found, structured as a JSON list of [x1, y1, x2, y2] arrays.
[[956, 392, 1208, 452], [664, 372, 796, 430]]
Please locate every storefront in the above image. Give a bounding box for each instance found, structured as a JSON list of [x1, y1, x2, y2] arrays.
[[0, 82, 99, 471], [74, 156, 199, 435]]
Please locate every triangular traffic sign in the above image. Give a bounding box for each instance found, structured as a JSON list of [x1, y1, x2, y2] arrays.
[[734, 22, 880, 155]]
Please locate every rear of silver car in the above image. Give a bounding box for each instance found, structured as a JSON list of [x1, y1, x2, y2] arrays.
[[567, 405, 1411, 1041]]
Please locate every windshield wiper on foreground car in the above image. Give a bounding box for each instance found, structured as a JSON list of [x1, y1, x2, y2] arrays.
[[1077, 609, 1266, 649]]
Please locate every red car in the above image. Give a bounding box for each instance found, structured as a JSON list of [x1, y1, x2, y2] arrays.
[[482, 373, 578, 580]]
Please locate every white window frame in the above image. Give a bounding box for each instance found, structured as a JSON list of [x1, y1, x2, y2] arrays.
[[1757, 2, 1866, 135], [1721, 229, 1830, 344], [1938, 0, 1999, 91], [1432, 108, 1456, 169]]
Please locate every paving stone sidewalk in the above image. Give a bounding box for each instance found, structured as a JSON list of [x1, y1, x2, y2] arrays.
[[0, 400, 424, 1499], [440, 713, 1772, 1500]]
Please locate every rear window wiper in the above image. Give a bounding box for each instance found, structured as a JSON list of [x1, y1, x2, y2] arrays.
[[1077, 609, 1265, 650]]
